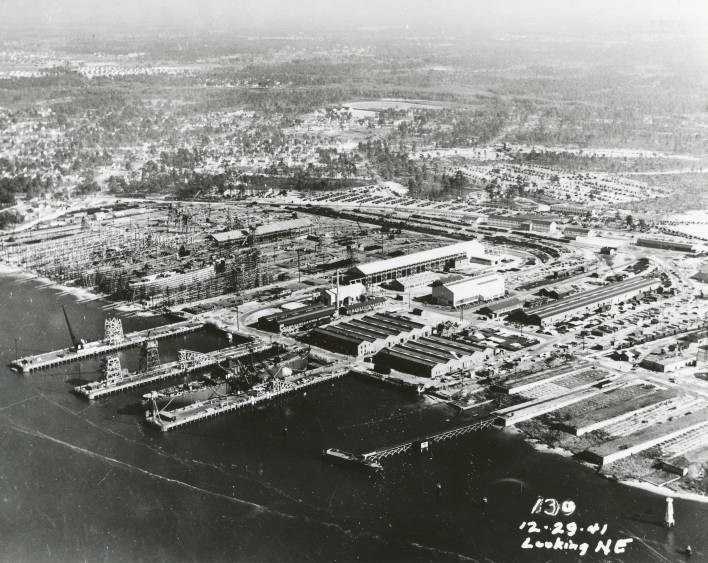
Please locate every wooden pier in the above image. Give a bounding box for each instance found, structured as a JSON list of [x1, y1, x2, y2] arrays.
[[74, 340, 272, 399], [146, 364, 350, 431], [10, 320, 205, 373]]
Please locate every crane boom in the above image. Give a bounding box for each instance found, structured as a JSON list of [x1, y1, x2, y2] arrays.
[[61, 305, 80, 350]]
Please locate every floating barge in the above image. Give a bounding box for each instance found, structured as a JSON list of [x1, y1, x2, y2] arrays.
[[10, 320, 205, 373], [146, 364, 350, 431], [73, 340, 272, 399]]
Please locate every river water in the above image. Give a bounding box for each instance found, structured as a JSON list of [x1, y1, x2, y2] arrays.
[[0, 272, 706, 562]]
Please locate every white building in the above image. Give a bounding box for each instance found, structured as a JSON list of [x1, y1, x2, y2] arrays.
[[350, 240, 492, 284], [321, 282, 366, 308], [432, 272, 506, 308]]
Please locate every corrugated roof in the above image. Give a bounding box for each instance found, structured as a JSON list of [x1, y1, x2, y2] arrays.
[[527, 277, 659, 319], [211, 229, 246, 243], [479, 296, 524, 312], [353, 241, 485, 277], [253, 218, 311, 236]]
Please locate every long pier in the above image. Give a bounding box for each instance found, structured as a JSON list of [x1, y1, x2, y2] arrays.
[[146, 364, 350, 431], [74, 340, 272, 400], [359, 417, 497, 463], [10, 320, 205, 373]]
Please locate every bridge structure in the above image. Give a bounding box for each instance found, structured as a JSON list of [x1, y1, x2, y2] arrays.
[[360, 416, 497, 463]]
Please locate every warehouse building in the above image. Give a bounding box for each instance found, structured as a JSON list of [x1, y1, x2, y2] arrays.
[[389, 271, 442, 292], [484, 214, 559, 234], [477, 296, 524, 319], [310, 312, 431, 357], [210, 229, 247, 245], [432, 272, 506, 308], [485, 215, 523, 230], [258, 304, 335, 333], [511, 276, 661, 326], [640, 352, 694, 372], [251, 218, 312, 243], [522, 216, 559, 234], [212, 218, 312, 245], [636, 237, 694, 253], [374, 335, 487, 377], [563, 225, 596, 239], [349, 240, 491, 284], [550, 203, 593, 216], [342, 296, 386, 315]]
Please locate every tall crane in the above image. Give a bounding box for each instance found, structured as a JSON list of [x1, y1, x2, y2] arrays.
[[61, 305, 85, 351]]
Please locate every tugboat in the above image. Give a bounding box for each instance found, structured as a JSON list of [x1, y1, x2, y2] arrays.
[[322, 448, 383, 472]]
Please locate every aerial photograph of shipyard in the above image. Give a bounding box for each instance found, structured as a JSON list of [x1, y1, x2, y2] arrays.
[[0, 0, 707, 561]]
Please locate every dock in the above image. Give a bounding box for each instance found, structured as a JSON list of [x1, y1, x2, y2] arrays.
[[146, 364, 350, 431], [74, 340, 272, 399], [10, 320, 206, 373], [357, 416, 497, 464]]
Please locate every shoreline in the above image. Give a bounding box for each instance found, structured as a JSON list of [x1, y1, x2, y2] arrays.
[[4, 262, 708, 508], [0, 263, 106, 303], [519, 426, 708, 505], [619, 478, 708, 505]]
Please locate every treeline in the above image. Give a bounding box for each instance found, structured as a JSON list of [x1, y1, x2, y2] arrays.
[[357, 138, 469, 199], [106, 169, 229, 197], [0, 174, 54, 201], [0, 209, 24, 229]]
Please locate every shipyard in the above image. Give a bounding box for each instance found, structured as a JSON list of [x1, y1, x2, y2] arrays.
[[4, 191, 708, 489], [1, 3, 708, 561]]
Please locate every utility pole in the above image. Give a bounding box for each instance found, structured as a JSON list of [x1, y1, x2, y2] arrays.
[[296, 248, 302, 284], [236, 305, 240, 331], [14, 337, 18, 361]]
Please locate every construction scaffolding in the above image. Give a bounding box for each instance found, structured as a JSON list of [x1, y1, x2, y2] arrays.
[[131, 247, 263, 307], [138, 339, 160, 373]]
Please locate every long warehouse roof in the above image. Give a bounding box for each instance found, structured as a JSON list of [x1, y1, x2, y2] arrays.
[[253, 218, 311, 236], [211, 229, 246, 243], [526, 277, 659, 319], [353, 240, 485, 276]]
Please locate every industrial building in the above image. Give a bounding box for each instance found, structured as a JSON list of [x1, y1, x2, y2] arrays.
[[563, 225, 595, 238], [636, 237, 694, 253], [252, 218, 312, 243], [348, 240, 491, 284], [477, 296, 524, 318], [210, 218, 312, 245], [310, 312, 431, 357], [484, 214, 559, 234], [320, 282, 366, 308], [432, 272, 505, 308], [258, 304, 335, 333], [374, 335, 487, 377], [210, 229, 247, 245], [389, 271, 442, 292], [342, 296, 386, 315], [511, 276, 661, 326], [550, 203, 593, 216], [640, 352, 694, 372]]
